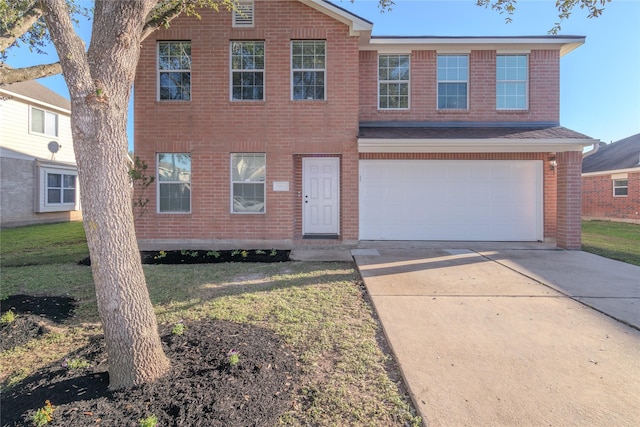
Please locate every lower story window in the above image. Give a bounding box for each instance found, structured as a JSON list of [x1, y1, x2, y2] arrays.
[[231, 153, 265, 213], [35, 163, 79, 213], [613, 179, 628, 197], [47, 173, 76, 204], [158, 153, 191, 213]]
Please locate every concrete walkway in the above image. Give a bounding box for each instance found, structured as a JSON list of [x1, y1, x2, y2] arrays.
[[352, 245, 640, 427]]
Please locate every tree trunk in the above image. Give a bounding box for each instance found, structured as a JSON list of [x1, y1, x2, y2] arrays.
[[42, 0, 170, 390]]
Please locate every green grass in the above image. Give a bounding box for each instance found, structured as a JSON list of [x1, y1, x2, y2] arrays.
[[0, 224, 421, 426], [0, 221, 88, 267], [582, 220, 640, 266]]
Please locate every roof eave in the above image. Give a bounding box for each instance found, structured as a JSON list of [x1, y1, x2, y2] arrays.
[[582, 167, 640, 177], [0, 87, 71, 115], [299, 0, 373, 37], [357, 138, 595, 153]]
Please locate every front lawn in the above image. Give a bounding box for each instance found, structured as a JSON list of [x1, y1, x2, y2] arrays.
[[582, 220, 640, 266], [0, 222, 420, 426]]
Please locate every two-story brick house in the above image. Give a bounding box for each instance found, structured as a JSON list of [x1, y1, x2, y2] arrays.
[[134, 0, 596, 250]]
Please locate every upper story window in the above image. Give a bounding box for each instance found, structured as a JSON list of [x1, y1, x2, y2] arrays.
[[379, 54, 410, 109], [291, 40, 326, 101], [231, 153, 265, 213], [157, 153, 191, 213], [613, 179, 628, 197], [231, 41, 265, 101], [437, 55, 468, 110], [30, 107, 58, 137], [158, 41, 191, 101], [233, 1, 254, 27], [496, 55, 528, 110]]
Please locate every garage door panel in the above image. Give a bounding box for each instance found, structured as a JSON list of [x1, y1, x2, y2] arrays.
[[359, 160, 542, 241]]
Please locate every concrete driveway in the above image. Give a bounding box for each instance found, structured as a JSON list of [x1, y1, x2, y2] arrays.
[[352, 244, 640, 426]]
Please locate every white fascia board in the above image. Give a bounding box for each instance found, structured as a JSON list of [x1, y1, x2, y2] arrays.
[[0, 88, 71, 115], [582, 167, 640, 177], [300, 0, 373, 36], [357, 138, 595, 153], [361, 37, 585, 57]]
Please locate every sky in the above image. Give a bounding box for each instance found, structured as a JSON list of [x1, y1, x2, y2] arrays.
[[4, 0, 640, 150]]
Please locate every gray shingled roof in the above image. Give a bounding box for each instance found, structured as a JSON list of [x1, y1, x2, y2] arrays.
[[359, 124, 594, 140], [582, 133, 640, 173], [1, 80, 70, 111]]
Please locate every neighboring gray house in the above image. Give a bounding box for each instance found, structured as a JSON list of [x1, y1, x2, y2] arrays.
[[0, 80, 81, 228], [582, 134, 640, 223]]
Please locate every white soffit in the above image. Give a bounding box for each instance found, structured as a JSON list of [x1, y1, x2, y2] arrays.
[[361, 37, 585, 57], [357, 138, 596, 153], [582, 167, 640, 177]]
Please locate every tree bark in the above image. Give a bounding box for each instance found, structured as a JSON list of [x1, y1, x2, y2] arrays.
[[41, 0, 170, 390], [0, 62, 62, 85]]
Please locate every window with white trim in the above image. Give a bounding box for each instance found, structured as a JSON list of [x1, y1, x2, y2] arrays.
[[379, 54, 410, 109], [231, 153, 265, 213], [613, 179, 628, 197], [437, 55, 468, 110], [35, 164, 79, 213], [158, 41, 191, 101], [30, 107, 58, 137], [496, 55, 528, 110], [291, 40, 325, 100], [231, 41, 265, 101], [157, 153, 191, 213], [233, 1, 254, 27]]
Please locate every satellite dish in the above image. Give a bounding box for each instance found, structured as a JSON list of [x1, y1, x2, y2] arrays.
[[48, 141, 61, 154]]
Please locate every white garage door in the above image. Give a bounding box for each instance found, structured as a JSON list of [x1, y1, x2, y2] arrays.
[[359, 160, 543, 241]]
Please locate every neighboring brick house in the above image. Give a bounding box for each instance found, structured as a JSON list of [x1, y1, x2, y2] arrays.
[[582, 134, 640, 223], [0, 80, 81, 228], [133, 0, 596, 250]]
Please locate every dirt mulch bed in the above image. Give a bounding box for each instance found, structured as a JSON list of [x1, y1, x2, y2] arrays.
[[78, 250, 291, 266], [0, 295, 78, 351], [1, 295, 301, 427]]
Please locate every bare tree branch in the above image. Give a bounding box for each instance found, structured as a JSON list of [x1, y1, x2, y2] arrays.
[[0, 61, 61, 85]]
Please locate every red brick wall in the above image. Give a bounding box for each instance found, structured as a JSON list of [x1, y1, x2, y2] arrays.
[[557, 151, 583, 249], [582, 172, 640, 222], [134, 0, 360, 243], [359, 49, 560, 123]]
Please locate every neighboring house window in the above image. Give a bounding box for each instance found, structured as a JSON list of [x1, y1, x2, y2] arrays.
[[496, 55, 528, 110], [232, 1, 254, 27], [231, 41, 265, 101], [379, 54, 410, 109], [613, 179, 628, 197], [47, 172, 76, 205], [158, 41, 191, 101], [291, 40, 325, 100], [157, 153, 191, 213], [30, 107, 58, 137], [231, 153, 265, 213], [35, 164, 79, 213], [437, 54, 468, 109]]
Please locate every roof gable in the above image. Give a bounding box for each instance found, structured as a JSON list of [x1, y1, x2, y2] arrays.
[[582, 134, 640, 173]]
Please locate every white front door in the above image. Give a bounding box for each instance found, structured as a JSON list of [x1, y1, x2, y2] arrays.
[[303, 157, 340, 235]]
